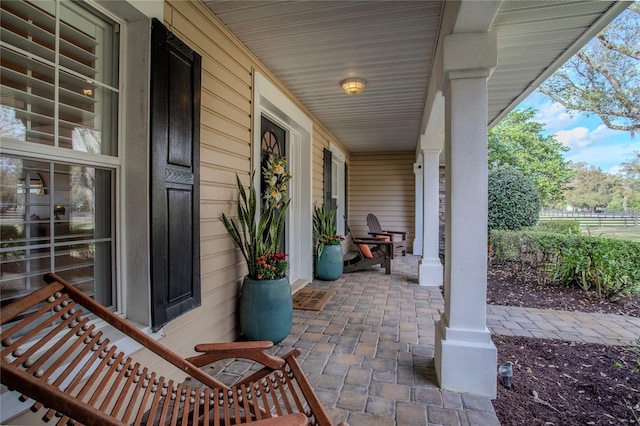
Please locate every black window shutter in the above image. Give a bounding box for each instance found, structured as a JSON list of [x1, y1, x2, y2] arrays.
[[323, 148, 333, 209], [150, 19, 201, 330]]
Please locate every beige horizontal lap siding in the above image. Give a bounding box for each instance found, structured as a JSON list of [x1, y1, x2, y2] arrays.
[[312, 134, 327, 207], [158, 2, 254, 356], [148, 1, 350, 358], [349, 152, 415, 253], [312, 127, 350, 254]]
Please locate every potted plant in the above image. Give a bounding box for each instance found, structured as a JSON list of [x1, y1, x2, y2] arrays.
[[312, 204, 344, 280], [221, 154, 292, 343]]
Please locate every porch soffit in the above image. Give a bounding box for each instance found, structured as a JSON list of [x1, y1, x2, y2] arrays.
[[202, 1, 629, 154]]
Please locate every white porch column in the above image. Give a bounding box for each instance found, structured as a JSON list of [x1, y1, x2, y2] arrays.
[[418, 147, 443, 286], [435, 32, 498, 398], [413, 157, 423, 256]]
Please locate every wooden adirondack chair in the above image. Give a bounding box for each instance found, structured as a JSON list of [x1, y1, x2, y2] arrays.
[[342, 222, 392, 274], [0, 273, 345, 426], [343, 237, 392, 274], [366, 213, 407, 258]]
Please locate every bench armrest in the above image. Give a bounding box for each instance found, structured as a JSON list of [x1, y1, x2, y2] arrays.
[[187, 341, 285, 369], [369, 231, 407, 239]]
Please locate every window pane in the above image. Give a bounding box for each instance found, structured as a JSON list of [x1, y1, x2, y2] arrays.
[[0, 156, 114, 307], [58, 71, 118, 155], [0, 0, 119, 155], [59, 0, 119, 156], [1, 49, 57, 145], [59, 1, 120, 88]]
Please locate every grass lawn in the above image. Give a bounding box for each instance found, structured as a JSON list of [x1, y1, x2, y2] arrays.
[[581, 226, 640, 242]]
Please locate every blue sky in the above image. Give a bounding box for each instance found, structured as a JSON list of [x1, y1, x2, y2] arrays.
[[517, 91, 639, 175]]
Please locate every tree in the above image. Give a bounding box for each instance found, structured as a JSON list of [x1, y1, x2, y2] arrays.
[[488, 108, 575, 207], [614, 152, 640, 211], [539, 2, 640, 135], [0, 106, 25, 140], [563, 163, 623, 211], [620, 152, 640, 190], [488, 166, 541, 231], [0, 157, 21, 209]]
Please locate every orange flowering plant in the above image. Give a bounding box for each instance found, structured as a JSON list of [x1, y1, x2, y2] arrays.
[[255, 252, 288, 280], [221, 154, 291, 280]]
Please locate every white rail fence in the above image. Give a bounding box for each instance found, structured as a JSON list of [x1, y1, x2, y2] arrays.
[[540, 210, 639, 227]]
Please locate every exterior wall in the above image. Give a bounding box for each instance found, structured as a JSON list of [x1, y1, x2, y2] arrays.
[[159, 1, 348, 354], [162, 1, 253, 354], [2, 2, 344, 421], [349, 152, 415, 253], [312, 127, 351, 253]]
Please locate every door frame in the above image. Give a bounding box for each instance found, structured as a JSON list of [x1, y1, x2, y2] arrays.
[[329, 142, 346, 237], [252, 71, 313, 289]]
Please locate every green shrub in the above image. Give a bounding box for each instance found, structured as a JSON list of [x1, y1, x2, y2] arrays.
[[488, 166, 540, 231], [554, 236, 640, 297], [489, 229, 640, 298], [488, 229, 522, 264], [535, 220, 580, 235]]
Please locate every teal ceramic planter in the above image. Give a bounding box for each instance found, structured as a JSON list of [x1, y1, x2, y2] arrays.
[[239, 276, 292, 344], [315, 244, 344, 281]]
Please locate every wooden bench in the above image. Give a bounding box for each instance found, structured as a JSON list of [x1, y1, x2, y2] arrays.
[[1, 273, 345, 425]]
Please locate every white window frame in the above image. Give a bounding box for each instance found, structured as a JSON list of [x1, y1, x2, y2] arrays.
[[329, 143, 346, 237], [0, 0, 123, 308], [0, 0, 167, 418]]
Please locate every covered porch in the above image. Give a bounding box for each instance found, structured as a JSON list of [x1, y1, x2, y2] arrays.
[[0, 1, 632, 421], [200, 0, 630, 398]]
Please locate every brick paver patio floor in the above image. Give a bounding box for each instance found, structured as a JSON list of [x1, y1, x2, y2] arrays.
[[208, 256, 499, 425], [206, 255, 640, 425]]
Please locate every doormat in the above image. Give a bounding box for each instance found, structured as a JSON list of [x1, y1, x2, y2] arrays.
[[292, 289, 335, 311]]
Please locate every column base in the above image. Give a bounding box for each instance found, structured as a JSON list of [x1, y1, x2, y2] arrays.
[[434, 318, 497, 398], [418, 258, 443, 286]]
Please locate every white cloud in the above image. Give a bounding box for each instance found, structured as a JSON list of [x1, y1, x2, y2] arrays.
[[554, 124, 614, 150], [555, 127, 591, 149], [533, 102, 581, 133]]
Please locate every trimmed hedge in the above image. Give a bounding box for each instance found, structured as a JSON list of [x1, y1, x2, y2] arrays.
[[535, 220, 580, 235], [490, 229, 640, 298]]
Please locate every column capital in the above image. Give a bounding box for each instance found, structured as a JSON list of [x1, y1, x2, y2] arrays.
[[419, 132, 444, 152], [420, 147, 442, 156], [449, 69, 492, 81], [443, 32, 497, 77]]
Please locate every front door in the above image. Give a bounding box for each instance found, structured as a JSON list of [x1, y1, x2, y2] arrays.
[[260, 116, 287, 252]]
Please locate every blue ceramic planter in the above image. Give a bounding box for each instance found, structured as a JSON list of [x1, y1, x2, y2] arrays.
[[239, 276, 292, 344], [315, 244, 344, 281]]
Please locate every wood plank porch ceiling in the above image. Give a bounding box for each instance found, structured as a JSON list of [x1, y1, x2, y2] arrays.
[[203, 1, 628, 154]]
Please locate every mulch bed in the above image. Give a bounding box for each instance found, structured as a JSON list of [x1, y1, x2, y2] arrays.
[[493, 335, 639, 425], [487, 262, 640, 317], [487, 263, 640, 425]]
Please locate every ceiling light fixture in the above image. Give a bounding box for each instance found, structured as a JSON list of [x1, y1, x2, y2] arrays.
[[340, 78, 366, 95]]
